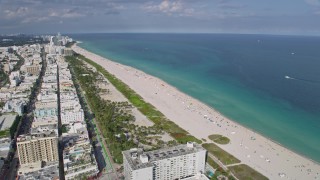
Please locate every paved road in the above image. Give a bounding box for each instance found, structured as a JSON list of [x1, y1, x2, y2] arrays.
[[5, 156, 19, 180]]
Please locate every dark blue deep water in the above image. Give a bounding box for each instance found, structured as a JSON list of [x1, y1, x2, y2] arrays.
[[71, 33, 320, 162]]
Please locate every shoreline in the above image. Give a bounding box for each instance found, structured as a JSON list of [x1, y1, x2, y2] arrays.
[[204, 101, 320, 167], [75, 41, 319, 165], [72, 43, 320, 180], [206, 104, 320, 165]]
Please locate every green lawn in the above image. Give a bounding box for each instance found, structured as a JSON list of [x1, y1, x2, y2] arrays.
[[0, 70, 8, 87], [202, 143, 240, 165], [208, 134, 230, 145], [207, 156, 220, 169], [229, 164, 268, 180], [0, 129, 10, 138], [207, 157, 237, 180], [61, 124, 69, 133]]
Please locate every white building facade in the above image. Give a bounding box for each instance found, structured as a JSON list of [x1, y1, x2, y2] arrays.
[[123, 142, 207, 180]]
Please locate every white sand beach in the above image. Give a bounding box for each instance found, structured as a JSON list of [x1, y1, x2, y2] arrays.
[[72, 44, 320, 180]]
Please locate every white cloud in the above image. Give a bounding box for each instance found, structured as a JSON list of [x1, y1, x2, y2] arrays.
[[49, 11, 59, 17], [21, 16, 49, 23], [314, 10, 320, 14], [215, 11, 256, 19], [49, 9, 84, 18], [305, 0, 320, 16], [159, 0, 170, 12], [143, 0, 194, 16], [4, 7, 29, 18], [305, 0, 320, 6], [183, 8, 195, 17], [61, 11, 84, 18], [107, 2, 126, 11]]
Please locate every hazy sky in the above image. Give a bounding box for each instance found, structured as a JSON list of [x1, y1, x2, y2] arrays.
[[1, 0, 320, 35]]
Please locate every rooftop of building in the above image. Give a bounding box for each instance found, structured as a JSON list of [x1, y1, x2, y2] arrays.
[[38, 88, 57, 94], [59, 91, 77, 96], [19, 162, 59, 180], [123, 142, 206, 170], [60, 101, 82, 111], [33, 115, 58, 122], [35, 101, 58, 109], [17, 130, 57, 142], [30, 124, 58, 134], [62, 136, 97, 171]]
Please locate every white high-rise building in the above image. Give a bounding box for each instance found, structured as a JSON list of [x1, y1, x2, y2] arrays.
[[9, 71, 21, 87], [123, 142, 207, 180]]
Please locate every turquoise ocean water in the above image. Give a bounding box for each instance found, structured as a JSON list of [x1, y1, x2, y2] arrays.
[[71, 33, 320, 163]]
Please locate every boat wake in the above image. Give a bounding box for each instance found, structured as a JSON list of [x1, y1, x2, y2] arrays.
[[285, 75, 295, 80], [284, 75, 320, 84]]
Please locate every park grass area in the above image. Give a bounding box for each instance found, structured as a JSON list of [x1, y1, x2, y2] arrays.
[[229, 164, 268, 180], [67, 56, 137, 163], [202, 143, 240, 165], [0, 115, 20, 139], [208, 134, 230, 145], [207, 156, 220, 169], [61, 124, 69, 133], [9, 115, 20, 139], [0, 129, 10, 138], [76, 54, 202, 144], [12, 51, 25, 71], [207, 157, 236, 180], [0, 70, 8, 87]]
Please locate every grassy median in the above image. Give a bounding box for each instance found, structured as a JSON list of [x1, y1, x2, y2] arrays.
[[229, 164, 268, 180], [208, 134, 230, 145], [202, 143, 240, 165]]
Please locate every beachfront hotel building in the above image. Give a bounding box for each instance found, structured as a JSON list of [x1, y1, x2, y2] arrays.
[[16, 131, 59, 165], [123, 142, 207, 180]]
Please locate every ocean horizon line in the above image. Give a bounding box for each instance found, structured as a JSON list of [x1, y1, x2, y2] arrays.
[[64, 32, 320, 38], [3, 32, 319, 38]]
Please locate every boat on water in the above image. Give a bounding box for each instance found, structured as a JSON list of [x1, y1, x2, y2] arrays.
[[285, 76, 290, 79]]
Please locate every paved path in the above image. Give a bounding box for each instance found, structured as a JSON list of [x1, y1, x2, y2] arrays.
[[226, 163, 243, 167], [207, 153, 239, 180]]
